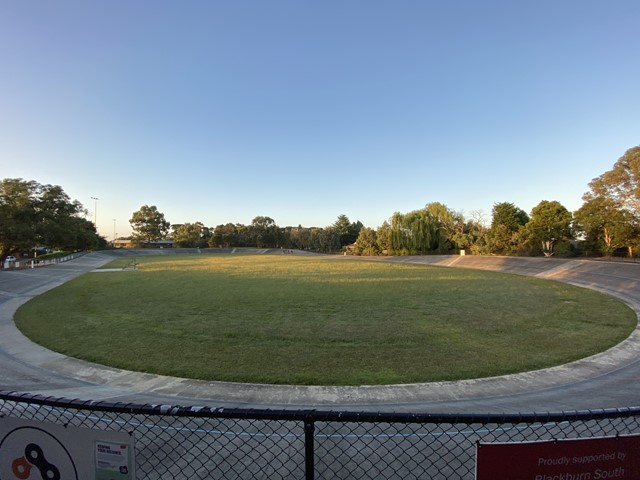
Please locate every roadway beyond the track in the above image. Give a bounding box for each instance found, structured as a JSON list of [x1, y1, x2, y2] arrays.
[[1, 250, 638, 413]]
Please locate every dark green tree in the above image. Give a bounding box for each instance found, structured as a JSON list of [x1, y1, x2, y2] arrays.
[[37, 185, 88, 248], [524, 200, 573, 256], [333, 214, 363, 248], [375, 221, 392, 255], [210, 223, 241, 248], [64, 216, 102, 251], [0, 179, 38, 261], [354, 227, 378, 256], [491, 202, 529, 232], [487, 202, 529, 255], [287, 225, 311, 250], [0, 178, 101, 262], [172, 222, 208, 248], [317, 227, 341, 253]]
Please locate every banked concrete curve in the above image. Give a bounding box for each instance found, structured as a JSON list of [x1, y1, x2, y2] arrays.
[[0, 251, 639, 410]]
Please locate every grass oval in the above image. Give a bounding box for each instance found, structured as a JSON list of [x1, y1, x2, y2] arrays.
[[15, 255, 637, 386]]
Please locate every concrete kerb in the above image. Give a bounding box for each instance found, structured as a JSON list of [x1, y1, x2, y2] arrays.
[[1, 252, 639, 406]]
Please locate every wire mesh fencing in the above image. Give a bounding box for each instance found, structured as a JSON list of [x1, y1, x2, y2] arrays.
[[1, 391, 639, 479]]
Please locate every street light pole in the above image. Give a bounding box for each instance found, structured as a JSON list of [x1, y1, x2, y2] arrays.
[[113, 219, 117, 244], [91, 197, 99, 229]]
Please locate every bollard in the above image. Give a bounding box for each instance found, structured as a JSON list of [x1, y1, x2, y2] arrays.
[[304, 419, 315, 480]]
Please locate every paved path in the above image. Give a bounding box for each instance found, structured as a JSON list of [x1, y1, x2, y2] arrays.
[[1, 251, 639, 413]]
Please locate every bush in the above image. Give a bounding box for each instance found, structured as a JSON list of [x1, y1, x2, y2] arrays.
[[554, 240, 576, 258]]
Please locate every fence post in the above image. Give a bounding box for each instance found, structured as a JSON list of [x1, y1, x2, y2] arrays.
[[304, 418, 315, 480]]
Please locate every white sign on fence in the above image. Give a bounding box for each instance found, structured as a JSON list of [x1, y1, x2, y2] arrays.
[[0, 416, 135, 480]]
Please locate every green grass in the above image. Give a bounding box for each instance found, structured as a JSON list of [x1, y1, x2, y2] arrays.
[[15, 254, 637, 386]]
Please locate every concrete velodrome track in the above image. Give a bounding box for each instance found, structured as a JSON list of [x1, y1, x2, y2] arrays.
[[0, 250, 639, 413]]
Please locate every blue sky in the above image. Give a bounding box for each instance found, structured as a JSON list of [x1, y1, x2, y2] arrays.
[[1, 1, 639, 239]]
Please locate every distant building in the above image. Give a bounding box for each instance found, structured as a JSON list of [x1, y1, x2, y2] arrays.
[[114, 239, 133, 248], [146, 240, 174, 249], [113, 239, 174, 249]]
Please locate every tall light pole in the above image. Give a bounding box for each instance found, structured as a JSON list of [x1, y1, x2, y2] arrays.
[[91, 197, 99, 230], [113, 219, 117, 243]]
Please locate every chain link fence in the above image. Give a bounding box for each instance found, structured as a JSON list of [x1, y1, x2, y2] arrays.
[[1, 391, 639, 479]]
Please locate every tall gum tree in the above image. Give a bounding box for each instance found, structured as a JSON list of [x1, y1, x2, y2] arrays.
[[129, 205, 170, 244], [575, 196, 637, 257], [578, 146, 640, 257], [250, 216, 278, 248], [589, 146, 640, 213]]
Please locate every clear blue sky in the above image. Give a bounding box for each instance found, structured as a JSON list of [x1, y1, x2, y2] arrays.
[[1, 1, 639, 239]]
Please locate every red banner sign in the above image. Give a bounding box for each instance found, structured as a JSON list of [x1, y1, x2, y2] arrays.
[[476, 435, 640, 480]]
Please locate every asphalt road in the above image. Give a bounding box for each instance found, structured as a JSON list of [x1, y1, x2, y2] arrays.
[[1, 250, 639, 413]]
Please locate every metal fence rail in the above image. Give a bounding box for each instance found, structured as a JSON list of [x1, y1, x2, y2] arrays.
[[1, 391, 639, 479]]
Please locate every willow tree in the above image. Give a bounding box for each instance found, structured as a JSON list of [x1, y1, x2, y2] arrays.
[[424, 202, 464, 253], [390, 210, 438, 254]]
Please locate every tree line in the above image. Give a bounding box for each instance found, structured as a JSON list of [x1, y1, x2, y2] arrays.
[[128, 146, 639, 258], [144, 200, 575, 257], [2, 146, 638, 262]]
